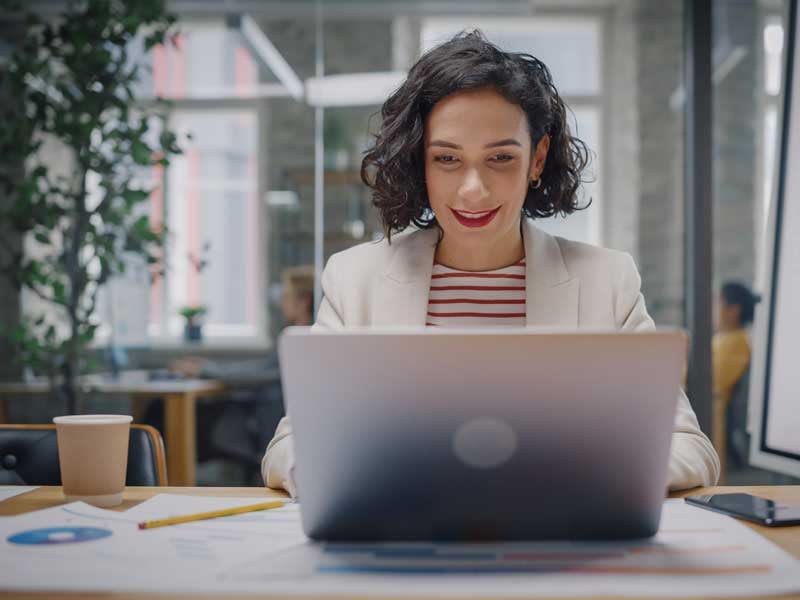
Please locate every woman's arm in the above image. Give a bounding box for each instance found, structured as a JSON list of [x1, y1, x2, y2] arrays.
[[261, 255, 345, 496], [261, 416, 296, 496], [616, 253, 721, 490]]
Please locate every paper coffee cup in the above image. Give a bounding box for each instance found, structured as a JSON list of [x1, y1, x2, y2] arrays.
[[53, 415, 133, 508]]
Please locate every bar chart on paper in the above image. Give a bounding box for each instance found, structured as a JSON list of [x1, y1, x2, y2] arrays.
[[222, 500, 800, 597], [307, 542, 772, 576]]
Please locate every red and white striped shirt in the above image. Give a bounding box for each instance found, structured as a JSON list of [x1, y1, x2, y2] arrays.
[[426, 259, 527, 328]]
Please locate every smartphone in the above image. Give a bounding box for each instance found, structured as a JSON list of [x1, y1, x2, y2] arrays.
[[685, 493, 800, 526]]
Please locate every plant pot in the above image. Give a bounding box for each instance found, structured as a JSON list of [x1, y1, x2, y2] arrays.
[[184, 319, 203, 343]]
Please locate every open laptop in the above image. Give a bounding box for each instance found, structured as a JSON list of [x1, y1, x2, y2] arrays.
[[278, 328, 686, 541]]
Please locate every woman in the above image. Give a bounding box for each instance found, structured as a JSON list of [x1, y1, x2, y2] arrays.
[[712, 281, 759, 476], [262, 31, 719, 497]]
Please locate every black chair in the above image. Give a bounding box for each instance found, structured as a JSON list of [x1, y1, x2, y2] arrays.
[[0, 424, 168, 486], [727, 367, 751, 469]]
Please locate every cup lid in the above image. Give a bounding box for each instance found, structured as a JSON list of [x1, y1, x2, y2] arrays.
[[53, 415, 133, 425]]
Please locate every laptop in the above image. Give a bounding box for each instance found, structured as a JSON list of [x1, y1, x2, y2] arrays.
[[278, 328, 686, 541]]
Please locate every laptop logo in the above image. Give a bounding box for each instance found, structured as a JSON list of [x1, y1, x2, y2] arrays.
[[452, 417, 518, 469]]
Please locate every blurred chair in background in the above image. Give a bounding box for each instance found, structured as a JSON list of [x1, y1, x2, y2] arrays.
[[0, 423, 167, 486]]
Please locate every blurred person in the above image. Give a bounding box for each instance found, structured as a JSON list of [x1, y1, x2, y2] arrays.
[[713, 280, 760, 476], [262, 31, 719, 498]]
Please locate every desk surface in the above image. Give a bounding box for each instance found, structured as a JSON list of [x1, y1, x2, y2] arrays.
[[1, 485, 799, 600]]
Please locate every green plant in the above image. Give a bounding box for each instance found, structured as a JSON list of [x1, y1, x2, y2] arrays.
[[0, 0, 182, 412], [178, 306, 207, 321]]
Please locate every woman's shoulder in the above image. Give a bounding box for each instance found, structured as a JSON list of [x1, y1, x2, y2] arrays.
[[714, 329, 752, 353], [325, 227, 436, 274]]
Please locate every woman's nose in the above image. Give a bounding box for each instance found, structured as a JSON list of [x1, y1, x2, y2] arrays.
[[457, 168, 489, 204]]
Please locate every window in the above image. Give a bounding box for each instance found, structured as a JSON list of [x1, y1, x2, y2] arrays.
[[149, 109, 261, 340], [759, 16, 785, 289], [137, 20, 268, 344]]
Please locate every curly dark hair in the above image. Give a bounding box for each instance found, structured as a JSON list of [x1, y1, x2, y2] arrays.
[[361, 30, 591, 240]]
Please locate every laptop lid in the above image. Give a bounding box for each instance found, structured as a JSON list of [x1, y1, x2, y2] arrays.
[[279, 328, 685, 541]]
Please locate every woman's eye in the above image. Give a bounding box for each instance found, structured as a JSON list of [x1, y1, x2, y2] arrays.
[[433, 155, 459, 164], [490, 153, 514, 163]]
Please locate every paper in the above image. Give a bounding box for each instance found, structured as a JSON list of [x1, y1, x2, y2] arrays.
[[223, 499, 800, 597], [0, 487, 38, 503], [0, 497, 799, 597], [0, 497, 305, 594]]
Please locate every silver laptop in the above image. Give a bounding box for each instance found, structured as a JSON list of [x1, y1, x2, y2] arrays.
[[278, 328, 686, 541]]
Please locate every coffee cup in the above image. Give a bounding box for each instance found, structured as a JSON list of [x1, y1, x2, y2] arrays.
[[53, 415, 133, 507]]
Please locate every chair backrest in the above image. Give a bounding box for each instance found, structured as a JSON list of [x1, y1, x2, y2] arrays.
[[0, 424, 168, 486], [727, 366, 752, 467]]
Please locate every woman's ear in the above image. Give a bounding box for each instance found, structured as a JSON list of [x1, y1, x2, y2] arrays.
[[529, 134, 551, 181]]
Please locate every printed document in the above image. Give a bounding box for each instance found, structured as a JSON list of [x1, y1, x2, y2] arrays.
[[1, 497, 799, 596]]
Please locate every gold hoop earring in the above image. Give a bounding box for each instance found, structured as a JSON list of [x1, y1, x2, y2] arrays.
[[529, 178, 542, 190]]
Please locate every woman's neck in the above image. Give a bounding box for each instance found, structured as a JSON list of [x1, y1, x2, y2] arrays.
[[434, 230, 525, 272]]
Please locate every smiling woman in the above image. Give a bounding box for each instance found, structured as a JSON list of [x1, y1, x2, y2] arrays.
[[261, 30, 720, 498], [361, 31, 589, 255], [423, 89, 553, 271]]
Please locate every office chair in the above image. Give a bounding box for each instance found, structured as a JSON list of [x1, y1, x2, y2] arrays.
[[0, 424, 168, 486], [727, 367, 751, 469]]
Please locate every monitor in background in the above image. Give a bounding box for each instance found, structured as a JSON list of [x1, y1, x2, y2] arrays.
[[749, 0, 800, 478]]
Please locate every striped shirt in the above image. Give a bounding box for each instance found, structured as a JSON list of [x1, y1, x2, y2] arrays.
[[426, 259, 527, 328]]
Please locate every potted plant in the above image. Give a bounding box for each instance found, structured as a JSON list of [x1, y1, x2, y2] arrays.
[[0, 0, 182, 413], [179, 305, 207, 342]]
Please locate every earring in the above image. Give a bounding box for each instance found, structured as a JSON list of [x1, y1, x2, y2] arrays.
[[529, 178, 542, 190]]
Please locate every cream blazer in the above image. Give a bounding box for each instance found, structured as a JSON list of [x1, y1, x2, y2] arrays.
[[263, 219, 720, 496]]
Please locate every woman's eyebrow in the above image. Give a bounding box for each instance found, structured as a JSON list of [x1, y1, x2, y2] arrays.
[[485, 138, 522, 148], [428, 139, 522, 149]]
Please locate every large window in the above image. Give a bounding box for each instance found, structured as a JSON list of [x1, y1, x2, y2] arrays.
[[151, 109, 261, 340], [86, 3, 692, 343], [759, 15, 786, 289], [710, 0, 791, 484], [103, 19, 272, 345]]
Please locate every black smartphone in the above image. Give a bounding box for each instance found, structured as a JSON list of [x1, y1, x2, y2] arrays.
[[685, 493, 800, 526]]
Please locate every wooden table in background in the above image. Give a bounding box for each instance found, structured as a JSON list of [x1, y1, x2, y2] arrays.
[[0, 373, 225, 486], [1, 485, 799, 600]]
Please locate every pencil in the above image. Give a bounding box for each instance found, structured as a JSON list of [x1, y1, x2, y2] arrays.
[[137, 500, 287, 530]]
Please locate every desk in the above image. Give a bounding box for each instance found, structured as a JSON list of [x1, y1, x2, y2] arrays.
[[1, 485, 799, 600], [0, 373, 225, 486]]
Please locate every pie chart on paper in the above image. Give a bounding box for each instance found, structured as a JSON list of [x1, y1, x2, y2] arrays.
[[7, 526, 112, 545]]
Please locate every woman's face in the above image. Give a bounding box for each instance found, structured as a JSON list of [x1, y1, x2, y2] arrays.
[[423, 87, 549, 257]]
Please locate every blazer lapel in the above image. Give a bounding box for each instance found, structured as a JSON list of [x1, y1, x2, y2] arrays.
[[522, 220, 580, 328], [372, 228, 438, 326]]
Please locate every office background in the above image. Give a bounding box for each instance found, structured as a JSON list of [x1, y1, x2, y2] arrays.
[[0, 0, 794, 485]]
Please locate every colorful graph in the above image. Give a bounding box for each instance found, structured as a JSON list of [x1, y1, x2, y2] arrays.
[[316, 543, 773, 576], [7, 526, 112, 546]]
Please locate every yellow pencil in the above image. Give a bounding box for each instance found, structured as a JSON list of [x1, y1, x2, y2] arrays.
[[137, 500, 287, 530]]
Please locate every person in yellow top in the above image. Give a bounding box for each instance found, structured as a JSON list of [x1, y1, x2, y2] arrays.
[[713, 280, 760, 480]]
